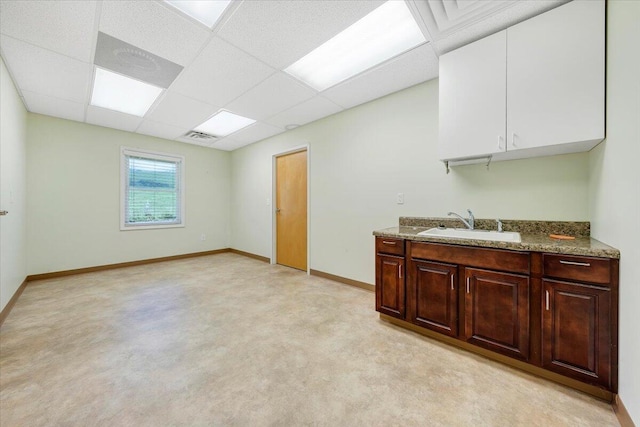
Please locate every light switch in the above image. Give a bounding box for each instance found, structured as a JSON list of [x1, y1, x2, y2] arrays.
[[397, 193, 404, 204]]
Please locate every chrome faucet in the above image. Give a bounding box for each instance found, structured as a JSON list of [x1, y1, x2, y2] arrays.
[[448, 209, 475, 230]]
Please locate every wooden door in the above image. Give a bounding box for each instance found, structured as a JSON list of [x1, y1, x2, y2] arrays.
[[407, 260, 458, 337], [375, 254, 405, 319], [464, 268, 530, 360], [542, 279, 611, 388], [276, 150, 307, 271]]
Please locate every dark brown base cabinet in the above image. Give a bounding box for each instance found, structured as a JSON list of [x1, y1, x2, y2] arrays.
[[375, 237, 619, 396], [465, 268, 529, 360], [375, 238, 405, 319], [542, 280, 612, 389], [407, 260, 457, 336]]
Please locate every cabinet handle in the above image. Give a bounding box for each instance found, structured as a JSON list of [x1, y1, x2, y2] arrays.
[[545, 290, 550, 311], [451, 274, 455, 290], [398, 264, 403, 279], [382, 240, 397, 246], [511, 132, 517, 148], [498, 135, 504, 150], [559, 260, 591, 267], [466, 277, 470, 293]]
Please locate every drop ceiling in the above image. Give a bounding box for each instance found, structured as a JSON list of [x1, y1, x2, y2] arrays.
[[0, 0, 566, 151]]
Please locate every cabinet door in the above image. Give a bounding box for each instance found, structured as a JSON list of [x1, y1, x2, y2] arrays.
[[438, 30, 506, 161], [375, 254, 405, 319], [464, 268, 529, 360], [506, 0, 604, 151], [542, 279, 611, 388], [408, 260, 458, 337]]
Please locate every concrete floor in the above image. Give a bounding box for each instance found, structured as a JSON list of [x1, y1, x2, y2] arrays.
[[0, 253, 619, 426]]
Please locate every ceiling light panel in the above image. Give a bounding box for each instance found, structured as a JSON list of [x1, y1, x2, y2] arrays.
[[90, 68, 163, 117], [164, 0, 231, 28], [285, 1, 426, 91], [194, 110, 256, 136]]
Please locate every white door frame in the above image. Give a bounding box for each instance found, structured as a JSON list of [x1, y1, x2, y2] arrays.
[[271, 144, 310, 274]]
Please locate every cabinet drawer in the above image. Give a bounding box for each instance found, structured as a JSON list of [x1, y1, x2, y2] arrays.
[[376, 237, 405, 256], [543, 254, 610, 285], [409, 241, 529, 275]]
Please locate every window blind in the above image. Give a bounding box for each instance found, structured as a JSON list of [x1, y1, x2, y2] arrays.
[[123, 153, 182, 226]]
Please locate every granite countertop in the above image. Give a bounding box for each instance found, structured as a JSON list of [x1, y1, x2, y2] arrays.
[[373, 218, 620, 259]]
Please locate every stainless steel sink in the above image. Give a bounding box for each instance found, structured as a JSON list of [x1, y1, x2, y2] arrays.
[[416, 227, 521, 243]]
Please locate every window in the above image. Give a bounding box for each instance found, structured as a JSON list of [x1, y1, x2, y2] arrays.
[[121, 147, 184, 230]]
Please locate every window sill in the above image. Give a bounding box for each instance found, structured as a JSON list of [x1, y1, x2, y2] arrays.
[[120, 223, 185, 231]]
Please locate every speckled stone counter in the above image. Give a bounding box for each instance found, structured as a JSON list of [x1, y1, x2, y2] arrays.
[[373, 218, 619, 259]]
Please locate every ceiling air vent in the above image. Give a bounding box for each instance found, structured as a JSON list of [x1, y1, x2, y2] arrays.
[[182, 130, 219, 143]]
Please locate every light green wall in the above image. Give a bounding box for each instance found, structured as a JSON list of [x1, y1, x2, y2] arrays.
[[231, 78, 590, 284], [26, 114, 231, 275], [0, 57, 28, 311], [589, 0, 640, 421]]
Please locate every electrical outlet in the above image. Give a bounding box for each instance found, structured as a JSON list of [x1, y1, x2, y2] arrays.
[[200, 234, 206, 241], [397, 193, 404, 204]]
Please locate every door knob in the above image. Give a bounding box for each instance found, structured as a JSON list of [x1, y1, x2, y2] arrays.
[[0, 210, 8, 216]]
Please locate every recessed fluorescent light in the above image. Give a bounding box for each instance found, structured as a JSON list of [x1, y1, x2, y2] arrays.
[[285, 0, 426, 91], [194, 110, 256, 136], [165, 0, 231, 28], [90, 68, 163, 117]]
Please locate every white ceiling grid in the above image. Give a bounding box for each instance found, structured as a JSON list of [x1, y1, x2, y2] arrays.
[[0, 0, 565, 151]]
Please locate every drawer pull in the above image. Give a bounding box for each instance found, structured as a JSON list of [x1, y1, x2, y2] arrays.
[[382, 240, 397, 246], [451, 274, 455, 290], [398, 264, 403, 279], [559, 260, 591, 267], [545, 290, 550, 311], [466, 277, 470, 294]]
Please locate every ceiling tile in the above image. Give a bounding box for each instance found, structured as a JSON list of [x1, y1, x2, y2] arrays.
[[217, 0, 385, 69], [0, 0, 98, 61], [323, 44, 439, 110], [99, 0, 210, 66], [265, 96, 343, 129], [147, 91, 218, 130], [22, 90, 86, 123], [0, 35, 92, 103], [86, 105, 143, 132], [230, 122, 283, 144], [226, 72, 316, 121], [211, 137, 248, 151], [174, 137, 214, 148], [171, 37, 275, 106], [136, 119, 188, 141]]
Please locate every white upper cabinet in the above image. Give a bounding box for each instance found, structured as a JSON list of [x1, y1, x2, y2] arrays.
[[438, 0, 605, 163], [439, 31, 506, 161]]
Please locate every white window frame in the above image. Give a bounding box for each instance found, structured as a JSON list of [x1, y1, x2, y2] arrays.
[[120, 147, 185, 231]]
